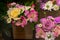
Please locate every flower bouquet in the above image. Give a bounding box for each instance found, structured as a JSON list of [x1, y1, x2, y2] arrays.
[[6, 2, 38, 27], [5, 2, 38, 39]]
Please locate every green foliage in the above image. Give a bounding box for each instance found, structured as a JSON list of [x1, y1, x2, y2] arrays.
[[25, 1, 34, 6], [0, 2, 7, 20], [29, 22, 37, 30]]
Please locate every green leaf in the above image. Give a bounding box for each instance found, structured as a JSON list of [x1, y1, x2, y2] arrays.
[[25, 2, 29, 6], [30, 22, 35, 30], [25, 1, 34, 6], [29, 1, 34, 6]]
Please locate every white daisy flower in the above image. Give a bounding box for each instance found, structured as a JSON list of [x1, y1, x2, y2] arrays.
[[45, 32, 55, 40], [43, 1, 53, 11], [53, 5, 59, 11], [37, 24, 42, 27]]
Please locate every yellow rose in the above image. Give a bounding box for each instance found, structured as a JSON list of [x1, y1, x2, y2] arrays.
[[7, 8, 21, 20]]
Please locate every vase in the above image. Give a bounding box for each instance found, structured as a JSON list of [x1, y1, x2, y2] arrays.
[[12, 23, 33, 39]]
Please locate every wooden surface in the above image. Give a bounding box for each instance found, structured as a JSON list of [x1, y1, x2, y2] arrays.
[[12, 23, 33, 39]]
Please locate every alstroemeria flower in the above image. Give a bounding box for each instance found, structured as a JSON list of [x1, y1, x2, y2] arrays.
[[35, 25, 46, 38], [40, 16, 55, 32], [56, 0, 60, 6], [15, 16, 27, 27], [53, 25, 60, 37], [26, 10, 38, 22]]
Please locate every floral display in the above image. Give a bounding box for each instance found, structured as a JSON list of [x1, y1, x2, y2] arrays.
[[35, 16, 60, 40], [35, 0, 60, 40], [40, 0, 60, 11], [3, 1, 60, 40], [6, 2, 38, 27]]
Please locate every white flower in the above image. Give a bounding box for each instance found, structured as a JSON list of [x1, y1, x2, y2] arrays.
[[45, 32, 55, 40], [7, 18, 11, 23], [25, 6, 31, 10], [37, 24, 42, 27], [53, 5, 59, 11], [43, 1, 53, 11]]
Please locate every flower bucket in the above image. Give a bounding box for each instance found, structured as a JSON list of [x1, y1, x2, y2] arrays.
[[12, 23, 33, 39]]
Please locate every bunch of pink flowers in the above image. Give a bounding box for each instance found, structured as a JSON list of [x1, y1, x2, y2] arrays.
[[35, 16, 60, 40]]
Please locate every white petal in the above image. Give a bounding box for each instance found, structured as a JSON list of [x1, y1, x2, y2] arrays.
[[7, 18, 11, 23]]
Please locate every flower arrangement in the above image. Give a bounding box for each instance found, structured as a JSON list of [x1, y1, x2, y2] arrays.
[[40, 0, 60, 11], [3, 1, 60, 40], [35, 16, 60, 40], [6, 2, 38, 27]]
